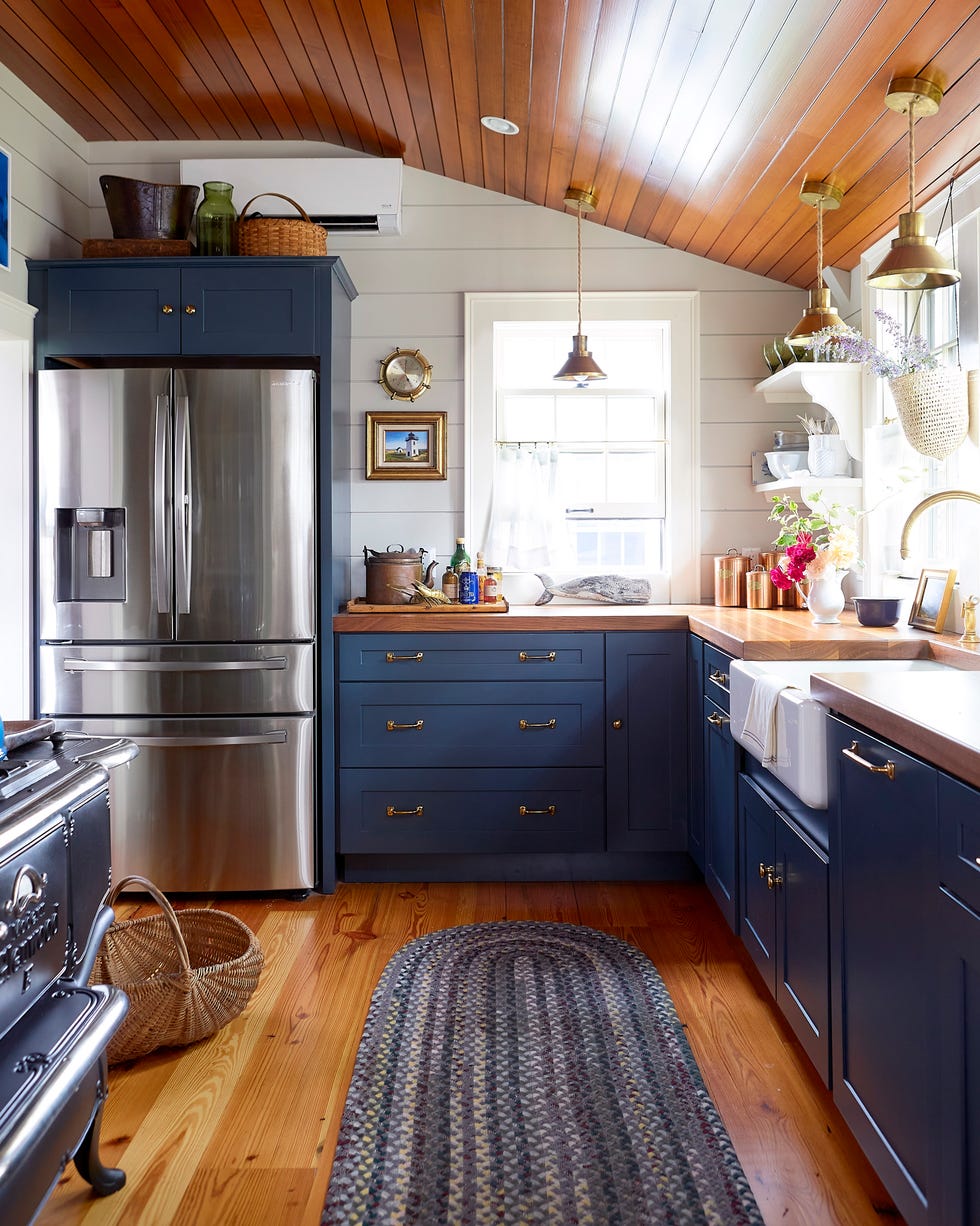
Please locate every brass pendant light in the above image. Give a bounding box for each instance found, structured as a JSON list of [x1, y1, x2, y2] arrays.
[[786, 178, 845, 349], [554, 186, 607, 385], [867, 77, 960, 290]]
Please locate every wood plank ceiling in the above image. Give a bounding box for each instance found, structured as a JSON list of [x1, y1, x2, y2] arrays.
[[0, 0, 977, 285]]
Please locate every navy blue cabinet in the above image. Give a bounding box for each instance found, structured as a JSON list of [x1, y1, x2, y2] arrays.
[[27, 257, 357, 363], [687, 635, 705, 871], [336, 630, 688, 871], [605, 631, 687, 852], [937, 772, 980, 1226], [738, 767, 830, 1084], [698, 642, 739, 930], [828, 714, 939, 1226]]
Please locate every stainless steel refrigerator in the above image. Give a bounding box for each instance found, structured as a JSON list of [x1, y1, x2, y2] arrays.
[[35, 366, 317, 892]]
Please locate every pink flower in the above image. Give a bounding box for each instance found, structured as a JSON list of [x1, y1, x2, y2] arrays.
[[769, 566, 793, 591]]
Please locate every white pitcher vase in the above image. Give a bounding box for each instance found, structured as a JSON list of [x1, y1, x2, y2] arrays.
[[800, 569, 846, 624]]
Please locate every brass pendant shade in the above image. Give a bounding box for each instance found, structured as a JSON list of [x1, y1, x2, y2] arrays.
[[554, 186, 606, 385], [785, 178, 845, 349], [867, 77, 960, 291]]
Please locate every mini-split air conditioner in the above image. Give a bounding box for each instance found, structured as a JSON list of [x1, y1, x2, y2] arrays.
[[178, 157, 403, 235]]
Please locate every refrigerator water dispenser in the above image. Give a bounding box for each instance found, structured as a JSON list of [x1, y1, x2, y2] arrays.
[[56, 507, 127, 601]]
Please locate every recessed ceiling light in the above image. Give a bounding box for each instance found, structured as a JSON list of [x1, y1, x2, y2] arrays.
[[480, 115, 519, 135]]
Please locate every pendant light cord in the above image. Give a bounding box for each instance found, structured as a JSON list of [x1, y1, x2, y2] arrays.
[[815, 199, 824, 289], [575, 204, 584, 333], [908, 101, 917, 214]]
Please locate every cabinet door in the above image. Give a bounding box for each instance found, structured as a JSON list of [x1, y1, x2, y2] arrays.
[[774, 808, 830, 1085], [738, 773, 776, 987], [687, 635, 706, 870], [179, 265, 316, 355], [704, 693, 738, 930], [45, 265, 182, 356], [828, 715, 939, 1226], [605, 631, 687, 853], [937, 887, 980, 1226]]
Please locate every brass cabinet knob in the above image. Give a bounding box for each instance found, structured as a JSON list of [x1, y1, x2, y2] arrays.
[[611, 719, 623, 730], [161, 304, 174, 315], [184, 304, 197, 315], [766, 866, 783, 891]]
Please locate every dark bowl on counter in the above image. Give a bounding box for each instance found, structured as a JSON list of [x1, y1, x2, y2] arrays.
[[852, 596, 903, 627]]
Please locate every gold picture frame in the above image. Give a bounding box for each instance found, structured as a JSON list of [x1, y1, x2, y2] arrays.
[[365, 410, 447, 481], [908, 567, 957, 632]]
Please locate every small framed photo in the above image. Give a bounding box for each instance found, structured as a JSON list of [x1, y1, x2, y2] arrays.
[[908, 567, 957, 632], [366, 410, 447, 480], [0, 145, 9, 271]]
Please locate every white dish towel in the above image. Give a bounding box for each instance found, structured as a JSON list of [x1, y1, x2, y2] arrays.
[[740, 674, 796, 765]]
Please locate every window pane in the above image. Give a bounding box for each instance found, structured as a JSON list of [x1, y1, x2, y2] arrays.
[[556, 396, 607, 442], [557, 451, 605, 505], [498, 394, 555, 441], [598, 335, 665, 387], [606, 396, 664, 440], [607, 449, 666, 510]]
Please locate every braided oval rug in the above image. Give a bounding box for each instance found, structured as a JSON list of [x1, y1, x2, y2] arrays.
[[322, 921, 763, 1226]]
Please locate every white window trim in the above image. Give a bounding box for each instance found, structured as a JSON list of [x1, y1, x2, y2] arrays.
[[464, 291, 700, 603]]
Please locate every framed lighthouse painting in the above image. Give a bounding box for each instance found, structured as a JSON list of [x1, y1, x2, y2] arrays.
[[366, 410, 447, 480]]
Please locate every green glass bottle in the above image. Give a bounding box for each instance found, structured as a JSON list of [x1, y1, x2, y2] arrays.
[[449, 537, 470, 573], [195, 181, 237, 256]]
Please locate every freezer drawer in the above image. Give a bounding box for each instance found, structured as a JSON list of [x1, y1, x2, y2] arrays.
[[39, 644, 314, 717], [55, 716, 314, 893]]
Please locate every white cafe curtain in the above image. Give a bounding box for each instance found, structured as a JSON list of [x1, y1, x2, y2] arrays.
[[484, 444, 574, 571]]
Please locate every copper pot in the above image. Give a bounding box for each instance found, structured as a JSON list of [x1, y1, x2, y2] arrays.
[[363, 545, 438, 605]]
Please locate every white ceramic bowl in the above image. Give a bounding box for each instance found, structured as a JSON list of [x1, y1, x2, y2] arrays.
[[765, 450, 808, 480]]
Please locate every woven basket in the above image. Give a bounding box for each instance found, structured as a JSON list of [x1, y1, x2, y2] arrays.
[[237, 192, 326, 256], [90, 875, 263, 1064], [888, 367, 969, 461]]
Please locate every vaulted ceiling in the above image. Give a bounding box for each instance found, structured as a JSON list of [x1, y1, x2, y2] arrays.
[[1, 0, 978, 285]]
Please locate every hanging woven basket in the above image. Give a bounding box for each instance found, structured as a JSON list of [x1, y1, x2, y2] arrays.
[[887, 367, 969, 461]]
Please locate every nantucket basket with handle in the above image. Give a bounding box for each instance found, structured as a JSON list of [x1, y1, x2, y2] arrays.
[[236, 192, 327, 256], [89, 875, 264, 1063]]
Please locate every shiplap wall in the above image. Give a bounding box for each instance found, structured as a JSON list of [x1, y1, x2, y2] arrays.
[[85, 139, 809, 603]]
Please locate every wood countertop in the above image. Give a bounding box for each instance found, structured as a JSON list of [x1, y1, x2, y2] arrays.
[[334, 601, 980, 788]]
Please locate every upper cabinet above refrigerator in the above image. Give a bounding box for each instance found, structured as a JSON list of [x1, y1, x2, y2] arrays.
[[29, 256, 358, 365]]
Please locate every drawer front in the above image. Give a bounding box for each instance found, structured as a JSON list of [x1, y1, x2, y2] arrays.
[[339, 767, 605, 853], [339, 681, 604, 767], [338, 632, 603, 682], [939, 771, 980, 914], [703, 644, 733, 713]]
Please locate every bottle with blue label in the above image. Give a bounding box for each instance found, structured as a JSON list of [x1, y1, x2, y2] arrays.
[[458, 570, 480, 604]]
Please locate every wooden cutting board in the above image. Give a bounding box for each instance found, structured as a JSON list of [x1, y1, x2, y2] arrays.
[[4, 719, 56, 750]]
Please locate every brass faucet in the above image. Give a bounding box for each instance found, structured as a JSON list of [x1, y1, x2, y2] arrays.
[[899, 489, 980, 559]]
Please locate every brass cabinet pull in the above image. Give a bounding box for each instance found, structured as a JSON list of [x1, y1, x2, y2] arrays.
[[519, 651, 556, 662], [386, 805, 423, 817], [758, 862, 767, 879], [386, 651, 423, 662], [708, 669, 729, 686], [161, 304, 174, 315], [843, 741, 895, 780], [706, 712, 729, 727], [386, 719, 423, 731], [519, 804, 557, 816], [611, 719, 623, 730], [766, 866, 783, 891], [184, 304, 197, 315], [519, 718, 556, 730]]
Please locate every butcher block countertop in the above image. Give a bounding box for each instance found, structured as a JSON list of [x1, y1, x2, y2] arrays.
[[334, 601, 980, 788]]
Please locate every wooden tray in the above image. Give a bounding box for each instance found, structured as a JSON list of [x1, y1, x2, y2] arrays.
[[82, 238, 193, 258], [345, 598, 509, 614]]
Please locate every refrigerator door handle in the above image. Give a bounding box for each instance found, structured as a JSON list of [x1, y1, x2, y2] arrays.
[[153, 392, 171, 614], [61, 657, 289, 673], [125, 732, 289, 747], [174, 393, 192, 615]]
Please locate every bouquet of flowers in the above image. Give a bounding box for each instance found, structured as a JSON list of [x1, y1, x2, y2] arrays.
[[768, 491, 860, 591], [802, 308, 937, 377]]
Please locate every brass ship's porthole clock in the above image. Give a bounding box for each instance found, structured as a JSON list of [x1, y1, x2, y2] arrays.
[[378, 347, 432, 401]]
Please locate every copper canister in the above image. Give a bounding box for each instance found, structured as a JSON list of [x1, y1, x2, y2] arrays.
[[745, 565, 773, 609], [713, 549, 750, 606]]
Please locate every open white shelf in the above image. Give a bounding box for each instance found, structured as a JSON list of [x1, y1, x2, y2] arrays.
[[756, 362, 864, 462], [755, 475, 863, 510]]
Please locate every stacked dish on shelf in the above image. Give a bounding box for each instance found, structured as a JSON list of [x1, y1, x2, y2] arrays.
[[764, 428, 809, 480]]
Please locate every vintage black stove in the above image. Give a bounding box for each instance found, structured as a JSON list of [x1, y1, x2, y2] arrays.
[[0, 725, 137, 1225]]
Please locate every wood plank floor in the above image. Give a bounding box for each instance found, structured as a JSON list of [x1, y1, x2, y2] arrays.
[[39, 881, 903, 1225]]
